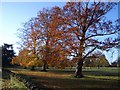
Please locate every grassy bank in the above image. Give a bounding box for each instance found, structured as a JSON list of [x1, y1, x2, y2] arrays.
[[1, 69, 28, 90]]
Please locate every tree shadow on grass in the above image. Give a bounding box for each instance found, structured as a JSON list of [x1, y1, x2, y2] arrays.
[[21, 73, 119, 90], [83, 70, 119, 76], [83, 75, 119, 89], [10, 68, 120, 90], [2, 68, 11, 80], [48, 69, 75, 74]]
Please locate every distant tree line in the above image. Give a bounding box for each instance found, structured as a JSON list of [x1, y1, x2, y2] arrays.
[[110, 57, 120, 67]]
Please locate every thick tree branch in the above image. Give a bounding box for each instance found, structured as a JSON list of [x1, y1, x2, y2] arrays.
[[82, 47, 97, 60], [85, 32, 117, 41]]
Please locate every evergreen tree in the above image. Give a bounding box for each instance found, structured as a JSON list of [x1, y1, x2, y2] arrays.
[[2, 44, 15, 67]]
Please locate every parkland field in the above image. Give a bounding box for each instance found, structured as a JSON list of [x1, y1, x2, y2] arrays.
[[1, 67, 118, 90]]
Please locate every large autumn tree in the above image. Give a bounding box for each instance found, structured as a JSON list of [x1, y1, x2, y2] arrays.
[[60, 2, 119, 77], [16, 7, 68, 71], [17, 18, 41, 70], [36, 8, 63, 71], [36, 7, 70, 70]]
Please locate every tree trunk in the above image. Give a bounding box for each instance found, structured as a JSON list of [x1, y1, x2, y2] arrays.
[[23, 66, 27, 69], [31, 66, 35, 71], [75, 59, 84, 78], [41, 60, 47, 72]]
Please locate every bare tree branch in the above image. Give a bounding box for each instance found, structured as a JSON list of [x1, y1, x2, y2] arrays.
[[85, 32, 117, 40], [82, 47, 97, 60]]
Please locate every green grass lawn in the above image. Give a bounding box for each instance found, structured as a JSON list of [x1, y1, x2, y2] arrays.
[[1, 69, 12, 89], [9, 67, 120, 90], [1, 69, 27, 90]]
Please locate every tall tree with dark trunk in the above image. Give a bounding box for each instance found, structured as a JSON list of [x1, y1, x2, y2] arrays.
[[36, 7, 67, 71], [61, 2, 119, 78], [36, 8, 53, 71]]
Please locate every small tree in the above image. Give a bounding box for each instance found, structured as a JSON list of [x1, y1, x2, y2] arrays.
[[95, 54, 109, 68], [12, 48, 42, 70]]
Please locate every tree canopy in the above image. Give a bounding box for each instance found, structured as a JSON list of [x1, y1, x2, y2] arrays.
[[13, 2, 119, 77]]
